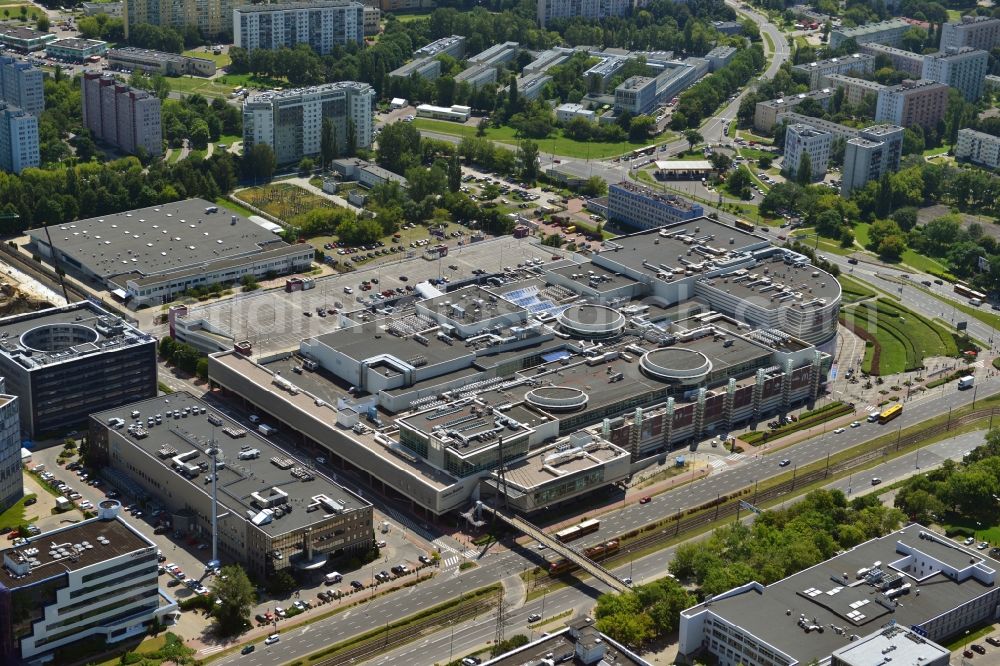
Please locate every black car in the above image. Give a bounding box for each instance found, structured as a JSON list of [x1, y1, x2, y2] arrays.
[[350, 580, 364, 590], [972, 644, 986, 654], [24, 497, 36, 506], [847, 258, 858, 265], [255, 614, 268, 623], [241, 645, 256, 654], [986, 637, 1000, 647]]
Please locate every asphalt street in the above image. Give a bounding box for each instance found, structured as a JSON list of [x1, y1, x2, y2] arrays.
[[372, 430, 989, 666]]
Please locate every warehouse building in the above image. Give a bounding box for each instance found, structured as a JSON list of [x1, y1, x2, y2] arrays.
[[0, 501, 178, 663], [45, 37, 107, 61], [0, 26, 55, 52], [27, 198, 314, 307], [89, 392, 374, 577], [679, 524, 998, 666], [0, 303, 156, 438], [107, 47, 216, 77]]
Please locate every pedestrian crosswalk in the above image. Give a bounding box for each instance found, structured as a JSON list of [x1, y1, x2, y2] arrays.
[[462, 549, 478, 559], [709, 459, 727, 470], [725, 452, 745, 462], [199, 646, 225, 656], [432, 537, 460, 555], [442, 555, 460, 568]]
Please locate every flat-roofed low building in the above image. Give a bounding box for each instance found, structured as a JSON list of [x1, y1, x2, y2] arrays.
[[0, 26, 55, 52], [523, 47, 572, 75], [774, 112, 859, 139], [359, 162, 408, 189], [415, 103, 470, 122], [614, 75, 657, 114], [510, 72, 551, 101], [556, 102, 595, 124], [88, 392, 374, 577], [388, 56, 440, 80], [679, 523, 999, 666], [27, 198, 314, 307], [107, 47, 216, 77], [413, 34, 465, 58], [705, 45, 736, 71], [45, 37, 107, 61], [0, 502, 178, 663], [0, 302, 156, 438], [468, 41, 518, 67], [454, 63, 496, 89]]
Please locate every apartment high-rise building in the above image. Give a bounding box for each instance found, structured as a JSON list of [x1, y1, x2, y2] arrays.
[[859, 43, 925, 77], [0, 103, 38, 173], [233, 1, 364, 55], [921, 47, 989, 101], [783, 123, 832, 182], [941, 15, 1000, 52], [842, 124, 903, 197], [81, 72, 162, 157], [955, 127, 1000, 169], [875, 79, 949, 128], [830, 18, 910, 49], [243, 81, 374, 166], [0, 56, 43, 116], [123, 0, 234, 40], [536, 0, 630, 28], [792, 53, 875, 89]]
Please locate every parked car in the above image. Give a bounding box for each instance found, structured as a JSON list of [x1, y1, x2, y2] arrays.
[[972, 644, 986, 654], [351, 580, 364, 590], [639, 497, 651, 504]]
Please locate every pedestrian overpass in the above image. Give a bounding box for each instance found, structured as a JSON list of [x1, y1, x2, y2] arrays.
[[481, 506, 631, 594]]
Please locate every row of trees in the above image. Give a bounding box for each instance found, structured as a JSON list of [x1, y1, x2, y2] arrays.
[[670, 489, 905, 596], [594, 577, 695, 647], [673, 43, 765, 129], [895, 429, 1000, 525]]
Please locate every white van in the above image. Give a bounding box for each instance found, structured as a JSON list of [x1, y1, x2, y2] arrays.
[[970, 298, 983, 307], [249, 415, 261, 424], [325, 572, 342, 585]]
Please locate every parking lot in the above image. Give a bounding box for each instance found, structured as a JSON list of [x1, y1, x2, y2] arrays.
[[181, 236, 568, 357]]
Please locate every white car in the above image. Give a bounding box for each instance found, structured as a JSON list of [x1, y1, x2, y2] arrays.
[[264, 634, 280, 645], [965, 536, 976, 545], [833, 428, 846, 434], [850, 421, 861, 428]]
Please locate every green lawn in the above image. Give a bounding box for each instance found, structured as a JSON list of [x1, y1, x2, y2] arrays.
[[923, 144, 950, 157], [762, 31, 775, 55], [390, 11, 433, 21], [844, 298, 959, 375], [838, 274, 877, 303], [0, 494, 36, 531], [183, 49, 231, 68], [167, 76, 231, 99], [166, 149, 182, 164], [215, 197, 256, 219], [412, 118, 675, 160], [900, 249, 951, 275], [854, 222, 871, 248]]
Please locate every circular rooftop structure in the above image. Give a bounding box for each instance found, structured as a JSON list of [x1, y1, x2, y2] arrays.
[[557, 304, 626, 339], [640, 348, 712, 384], [524, 386, 588, 412], [20, 324, 99, 353]]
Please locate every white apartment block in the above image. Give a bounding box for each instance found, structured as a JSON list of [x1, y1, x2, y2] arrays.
[[956, 127, 1000, 169], [243, 81, 374, 166], [842, 124, 903, 197], [0, 104, 38, 173], [941, 15, 1000, 52], [830, 18, 910, 49], [792, 53, 875, 89], [921, 47, 989, 101], [233, 1, 364, 55], [0, 57, 43, 116], [783, 123, 831, 181], [536, 0, 631, 28]]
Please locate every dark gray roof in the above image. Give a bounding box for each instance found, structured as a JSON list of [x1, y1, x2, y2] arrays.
[[91, 391, 370, 537], [28, 198, 284, 280]]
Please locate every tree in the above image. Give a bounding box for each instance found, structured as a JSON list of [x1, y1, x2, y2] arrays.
[[266, 570, 297, 595], [581, 176, 607, 197], [298, 157, 315, 175], [36, 15, 49, 32], [210, 565, 256, 635], [320, 118, 336, 168], [796, 153, 812, 185], [709, 152, 732, 175], [447, 153, 461, 193], [628, 115, 656, 142], [725, 168, 753, 199], [517, 140, 539, 183], [244, 143, 276, 182], [684, 129, 703, 153]]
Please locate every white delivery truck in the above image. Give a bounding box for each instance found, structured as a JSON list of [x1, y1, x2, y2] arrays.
[[258, 424, 277, 436], [958, 375, 975, 390], [325, 572, 342, 585]]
